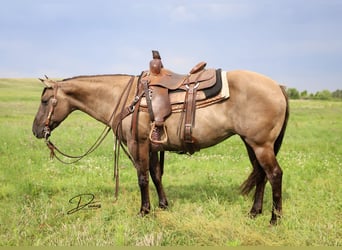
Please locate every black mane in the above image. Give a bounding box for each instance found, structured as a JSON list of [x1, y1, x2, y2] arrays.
[[61, 74, 134, 82]]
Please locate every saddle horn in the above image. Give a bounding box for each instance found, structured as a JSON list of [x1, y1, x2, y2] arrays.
[[150, 50, 163, 74], [152, 50, 161, 60]]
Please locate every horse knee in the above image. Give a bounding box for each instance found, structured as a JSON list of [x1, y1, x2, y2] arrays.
[[138, 173, 149, 187]]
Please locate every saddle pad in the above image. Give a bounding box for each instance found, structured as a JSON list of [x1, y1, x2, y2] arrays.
[[139, 70, 229, 111], [202, 69, 222, 98]]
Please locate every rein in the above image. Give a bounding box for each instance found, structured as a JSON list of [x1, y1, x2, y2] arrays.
[[45, 127, 111, 164], [43, 76, 137, 199], [43, 82, 112, 164]]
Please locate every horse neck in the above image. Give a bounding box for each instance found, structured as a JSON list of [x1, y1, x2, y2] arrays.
[[61, 75, 135, 125]]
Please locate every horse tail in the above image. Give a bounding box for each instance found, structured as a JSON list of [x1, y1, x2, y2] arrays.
[[240, 85, 289, 195], [274, 85, 289, 156]]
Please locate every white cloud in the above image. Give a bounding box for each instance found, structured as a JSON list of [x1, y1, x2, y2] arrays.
[[167, 1, 257, 23]]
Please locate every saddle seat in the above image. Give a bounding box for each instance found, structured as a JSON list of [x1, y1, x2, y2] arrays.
[[148, 62, 217, 91]]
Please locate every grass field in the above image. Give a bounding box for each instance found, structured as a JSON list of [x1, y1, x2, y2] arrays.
[[0, 78, 341, 246]]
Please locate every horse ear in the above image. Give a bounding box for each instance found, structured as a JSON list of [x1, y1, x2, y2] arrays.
[[38, 77, 55, 88]]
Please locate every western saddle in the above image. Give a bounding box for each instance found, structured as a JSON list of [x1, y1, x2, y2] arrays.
[[136, 50, 224, 154]]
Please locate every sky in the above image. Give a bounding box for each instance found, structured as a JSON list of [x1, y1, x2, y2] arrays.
[[1, 0, 341, 93]]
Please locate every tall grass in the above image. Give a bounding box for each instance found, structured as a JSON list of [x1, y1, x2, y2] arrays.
[[0, 79, 341, 246]]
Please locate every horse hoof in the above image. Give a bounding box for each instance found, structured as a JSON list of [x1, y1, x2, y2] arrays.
[[249, 208, 262, 218], [249, 213, 258, 219], [269, 210, 282, 225], [159, 201, 168, 209], [138, 211, 148, 217], [138, 208, 150, 217], [269, 215, 282, 226], [269, 219, 278, 226]]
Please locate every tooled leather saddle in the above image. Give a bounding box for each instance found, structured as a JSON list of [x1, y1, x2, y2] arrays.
[[135, 50, 228, 154]]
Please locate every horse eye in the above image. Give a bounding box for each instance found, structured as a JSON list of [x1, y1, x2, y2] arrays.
[[41, 99, 48, 105]]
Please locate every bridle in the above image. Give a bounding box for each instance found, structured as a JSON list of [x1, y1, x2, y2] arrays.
[[43, 84, 59, 140], [43, 82, 112, 164], [41, 79, 115, 162], [41, 76, 137, 198]]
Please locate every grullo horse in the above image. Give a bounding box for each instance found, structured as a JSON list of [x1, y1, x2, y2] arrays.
[[32, 70, 289, 224]]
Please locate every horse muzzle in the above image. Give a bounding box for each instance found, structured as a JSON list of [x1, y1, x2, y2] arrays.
[[32, 124, 50, 139], [43, 126, 51, 140]]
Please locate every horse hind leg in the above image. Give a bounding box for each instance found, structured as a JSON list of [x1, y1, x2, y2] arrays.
[[240, 138, 267, 217], [253, 144, 283, 225], [149, 151, 168, 209]]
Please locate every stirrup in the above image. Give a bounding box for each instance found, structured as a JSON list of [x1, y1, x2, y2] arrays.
[[149, 122, 168, 144]]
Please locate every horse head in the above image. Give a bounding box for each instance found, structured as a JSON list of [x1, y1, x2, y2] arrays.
[[32, 77, 73, 139]]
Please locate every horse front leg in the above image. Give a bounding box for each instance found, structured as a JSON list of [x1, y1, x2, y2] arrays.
[[137, 167, 150, 216], [149, 151, 168, 209], [130, 140, 151, 216]]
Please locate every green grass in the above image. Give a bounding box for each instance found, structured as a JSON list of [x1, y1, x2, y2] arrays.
[[0, 78, 341, 246]]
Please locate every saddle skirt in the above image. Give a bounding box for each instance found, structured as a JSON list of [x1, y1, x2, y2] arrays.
[[140, 69, 230, 112]]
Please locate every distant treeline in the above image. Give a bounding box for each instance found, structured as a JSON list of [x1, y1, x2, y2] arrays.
[[286, 88, 342, 100]]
